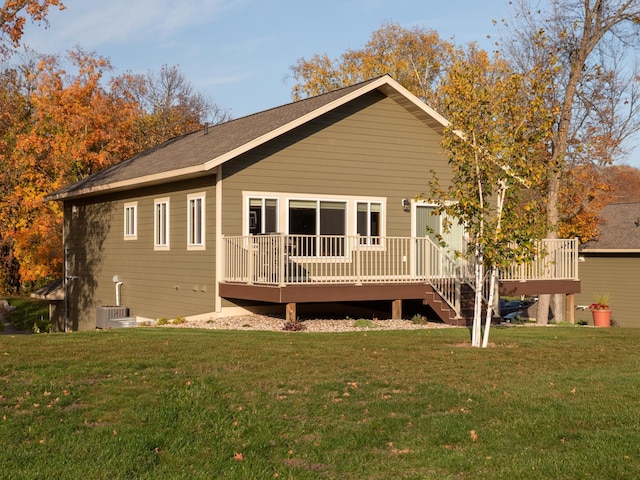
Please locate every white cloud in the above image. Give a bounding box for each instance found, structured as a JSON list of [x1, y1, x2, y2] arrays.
[[22, 0, 242, 52]]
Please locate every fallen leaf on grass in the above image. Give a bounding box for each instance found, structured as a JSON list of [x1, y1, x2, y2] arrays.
[[470, 430, 479, 442], [234, 452, 244, 461]]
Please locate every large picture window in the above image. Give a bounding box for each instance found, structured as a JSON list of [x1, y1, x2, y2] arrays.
[[289, 200, 346, 256], [243, 191, 386, 258], [188, 193, 205, 248], [154, 198, 170, 250]]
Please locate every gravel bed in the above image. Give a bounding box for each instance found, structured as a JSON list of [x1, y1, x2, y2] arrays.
[[161, 314, 458, 332]]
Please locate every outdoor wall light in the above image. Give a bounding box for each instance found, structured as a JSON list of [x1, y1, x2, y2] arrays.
[[402, 198, 411, 212]]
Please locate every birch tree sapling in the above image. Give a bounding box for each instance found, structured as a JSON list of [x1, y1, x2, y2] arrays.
[[428, 45, 550, 347]]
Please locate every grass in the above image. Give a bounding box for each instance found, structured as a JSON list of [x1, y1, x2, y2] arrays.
[[3, 297, 50, 332], [1, 326, 640, 478]]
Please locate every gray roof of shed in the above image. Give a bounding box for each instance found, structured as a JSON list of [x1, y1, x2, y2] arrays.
[[47, 75, 449, 201], [582, 202, 640, 251]]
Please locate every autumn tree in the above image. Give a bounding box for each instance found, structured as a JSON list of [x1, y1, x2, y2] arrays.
[[289, 21, 453, 107], [0, 0, 64, 56], [502, 0, 640, 323], [428, 44, 551, 347], [1, 48, 141, 287]]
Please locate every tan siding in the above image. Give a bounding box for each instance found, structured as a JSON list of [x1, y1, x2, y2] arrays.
[[65, 176, 216, 330], [222, 92, 451, 237], [575, 253, 640, 328]]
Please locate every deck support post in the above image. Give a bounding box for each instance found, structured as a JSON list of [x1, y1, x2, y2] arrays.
[[392, 299, 402, 320], [286, 302, 297, 323], [565, 293, 575, 324]]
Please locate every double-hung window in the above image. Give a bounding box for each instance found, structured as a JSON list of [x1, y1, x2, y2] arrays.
[[188, 193, 205, 249], [154, 198, 170, 250], [357, 201, 382, 245], [249, 197, 278, 235], [124, 202, 137, 240]]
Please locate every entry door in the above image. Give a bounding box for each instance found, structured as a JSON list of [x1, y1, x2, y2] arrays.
[[415, 205, 465, 276], [416, 206, 464, 253]]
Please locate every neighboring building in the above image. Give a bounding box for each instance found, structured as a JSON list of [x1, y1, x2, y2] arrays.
[[42, 75, 579, 331], [576, 202, 640, 327]]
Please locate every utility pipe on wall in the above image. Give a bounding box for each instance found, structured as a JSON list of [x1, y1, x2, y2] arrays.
[[115, 282, 123, 306]]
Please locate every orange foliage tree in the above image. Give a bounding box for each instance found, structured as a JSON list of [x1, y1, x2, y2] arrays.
[[2, 48, 141, 287], [0, 0, 64, 54]]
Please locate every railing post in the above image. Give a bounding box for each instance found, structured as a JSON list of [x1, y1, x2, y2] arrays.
[[247, 234, 254, 285], [424, 236, 430, 284], [355, 235, 362, 286], [279, 233, 286, 287], [573, 238, 579, 280]]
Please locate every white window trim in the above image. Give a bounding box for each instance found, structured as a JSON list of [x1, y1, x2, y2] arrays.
[[355, 200, 383, 246], [124, 201, 138, 240], [242, 191, 387, 258], [154, 197, 170, 251], [187, 192, 206, 250], [246, 196, 280, 235]]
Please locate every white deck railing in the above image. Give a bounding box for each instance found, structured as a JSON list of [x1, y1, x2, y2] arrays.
[[222, 235, 579, 315], [499, 238, 579, 281], [223, 234, 463, 312]]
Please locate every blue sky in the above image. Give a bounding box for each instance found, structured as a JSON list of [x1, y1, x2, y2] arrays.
[[20, 0, 639, 167]]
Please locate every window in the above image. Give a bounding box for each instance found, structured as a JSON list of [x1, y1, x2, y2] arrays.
[[357, 202, 381, 245], [124, 202, 137, 240], [249, 197, 278, 235], [289, 199, 346, 256], [188, 193, 205, 248], [154, 198, 170, 249]]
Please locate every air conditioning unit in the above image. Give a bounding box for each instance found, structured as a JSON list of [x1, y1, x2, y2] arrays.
[[96, 306, 129, 329]]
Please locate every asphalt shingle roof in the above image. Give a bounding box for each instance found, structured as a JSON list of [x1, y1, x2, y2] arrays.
[[582, 202, 640, 251], [47, 77, 388, 201]]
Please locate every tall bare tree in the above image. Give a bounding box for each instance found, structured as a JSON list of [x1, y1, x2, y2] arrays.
[[111, 65, 231, 149], [502, 0, 640, 323]]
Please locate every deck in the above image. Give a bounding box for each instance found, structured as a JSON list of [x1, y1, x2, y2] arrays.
[[220, 234, 580, 324]]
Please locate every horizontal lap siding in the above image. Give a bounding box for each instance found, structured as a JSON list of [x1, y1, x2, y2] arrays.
[[223, 92, 451, 237], [66, 177, 216, 329], [575, 253, 640, 328]]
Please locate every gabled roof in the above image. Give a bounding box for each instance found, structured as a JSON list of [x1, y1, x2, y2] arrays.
[[46, 75, 449, 201], [581, 202, 640, 252]]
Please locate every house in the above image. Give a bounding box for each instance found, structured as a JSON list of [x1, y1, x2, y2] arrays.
[[576, 202, 640, 327], [43, 75, 579, 331]]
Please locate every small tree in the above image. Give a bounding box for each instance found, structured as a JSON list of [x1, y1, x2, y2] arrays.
[[428, 45, 550, 347]]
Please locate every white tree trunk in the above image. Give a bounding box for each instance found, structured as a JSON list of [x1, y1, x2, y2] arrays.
[[472, 253, 483, 348], [482, 266, 498, 348]]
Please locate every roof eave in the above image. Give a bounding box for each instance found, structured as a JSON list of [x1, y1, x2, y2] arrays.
[[45, 165, 207, 202]]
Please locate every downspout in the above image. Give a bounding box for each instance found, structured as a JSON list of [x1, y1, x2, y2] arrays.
[[215, 165, 223, 313], [115, 282, 124, 306]]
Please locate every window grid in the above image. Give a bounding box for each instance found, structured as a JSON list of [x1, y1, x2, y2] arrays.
[[124, 202, 137, 239], [154, 199, 170, 249], [188, 195, 205, 247]]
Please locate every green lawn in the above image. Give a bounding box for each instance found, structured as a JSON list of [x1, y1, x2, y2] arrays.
[[1, 326, 639, 479]]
